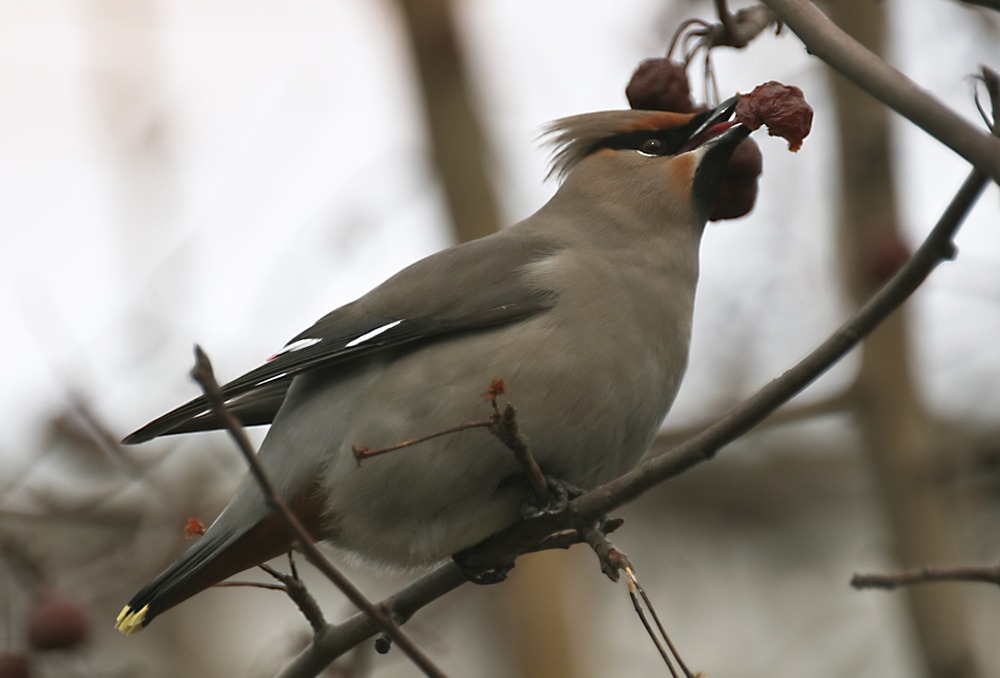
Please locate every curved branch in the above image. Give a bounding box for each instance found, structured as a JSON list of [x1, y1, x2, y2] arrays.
[[760, 0, 1000, 184], [282, 152, 991, 678]]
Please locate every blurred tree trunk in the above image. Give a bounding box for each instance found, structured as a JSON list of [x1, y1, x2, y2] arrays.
[[826, 1, 978, 676], [394, 0, 501, 243], [499, 551, 582, 678], [85, 0, 179, 295], [83, 2, 198, 674], [395, 2, 581, 676]]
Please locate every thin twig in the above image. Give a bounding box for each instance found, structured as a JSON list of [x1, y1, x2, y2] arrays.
[[579, 526, 699, 674], [258, 563, 328, 635], [488, 402, 552, 508], [628, 568, 695, 678], [653, 387, 855, 452], [851, 564, 1000, 590], [213, 581, 287, 592], [667, 18, 710, 60], [353, 419, 491, 462], [579, 525, 630, 583], [628, 574, 680, 678], [190, 346, 447, 678], [354, 378, 553, 510]]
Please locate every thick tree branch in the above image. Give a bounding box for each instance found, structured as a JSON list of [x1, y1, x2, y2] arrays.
[[760, 0, 1000, 184]]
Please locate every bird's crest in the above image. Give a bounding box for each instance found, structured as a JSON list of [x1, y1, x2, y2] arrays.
[[542, 109, 695, 181]]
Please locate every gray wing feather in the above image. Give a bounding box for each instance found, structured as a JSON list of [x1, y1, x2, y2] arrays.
[[122, 232, 560, 444]]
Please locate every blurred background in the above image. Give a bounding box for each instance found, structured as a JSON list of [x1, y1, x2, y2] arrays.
[[1, 0, 999, 676]]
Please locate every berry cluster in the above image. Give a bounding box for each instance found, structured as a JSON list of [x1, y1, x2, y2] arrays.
[[627, 60, 813, 221]]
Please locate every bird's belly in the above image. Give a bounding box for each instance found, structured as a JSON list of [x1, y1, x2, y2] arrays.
[[265, 317, 680, 567]]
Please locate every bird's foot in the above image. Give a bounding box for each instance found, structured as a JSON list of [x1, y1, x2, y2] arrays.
[[452, 552, 515, 585], [518, 476, 585, 521]]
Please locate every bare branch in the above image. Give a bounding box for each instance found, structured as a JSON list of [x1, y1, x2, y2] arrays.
[[852, 564, 1000, 590], [489, 402, 552, 509], [353, 419, 491, 463], [653, 387, 855, 451], [258, 563, 328, 636], [355, 379, 553, 510], [712, 1, 780, 48], [625, 567, 696, 678], [760, 0, 1000, 184], [279, 563, 468, 678], [579, 525, 630, 583], [213, 580, 287, 592]]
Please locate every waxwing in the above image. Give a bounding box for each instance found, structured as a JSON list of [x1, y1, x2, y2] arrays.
[[115, 98, 751, 634]]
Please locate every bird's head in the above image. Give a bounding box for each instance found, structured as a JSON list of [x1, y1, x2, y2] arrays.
[[544, 97, 750, 226]]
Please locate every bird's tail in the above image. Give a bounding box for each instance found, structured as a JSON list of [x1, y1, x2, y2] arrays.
[[114, 512, 304, 634]]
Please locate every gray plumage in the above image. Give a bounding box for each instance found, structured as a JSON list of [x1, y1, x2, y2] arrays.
[[116, 100, 750, 634]]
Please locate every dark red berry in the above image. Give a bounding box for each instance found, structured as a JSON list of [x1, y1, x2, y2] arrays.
[[626, 58, 694, 113], [710, 138, 763, 220], [26, 594, 89, 651], [0, 653, 30, 678], [865, 232, 911, 284], [735, 81, 813, 151]]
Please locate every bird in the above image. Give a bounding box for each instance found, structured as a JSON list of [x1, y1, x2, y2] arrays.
[[115, 98, 752, 634]]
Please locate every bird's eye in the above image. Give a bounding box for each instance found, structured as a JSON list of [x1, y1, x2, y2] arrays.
[[640, 137, 664, 155]]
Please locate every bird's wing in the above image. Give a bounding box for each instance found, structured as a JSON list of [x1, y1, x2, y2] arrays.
[[122, 232, 561, 444]]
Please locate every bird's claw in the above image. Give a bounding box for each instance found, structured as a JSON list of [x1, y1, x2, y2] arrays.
[[518, 476, 585, 521], [452, 552, 515, 585]]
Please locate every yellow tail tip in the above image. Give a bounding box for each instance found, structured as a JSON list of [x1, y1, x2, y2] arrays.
[[114, 604, 149, 635]]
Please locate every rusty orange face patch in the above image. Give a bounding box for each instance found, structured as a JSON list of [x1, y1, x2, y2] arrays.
[[666, 152, 696, 205]]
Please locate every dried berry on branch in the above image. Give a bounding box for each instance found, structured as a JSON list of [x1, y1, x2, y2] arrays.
[[735, 81, 814, 151]]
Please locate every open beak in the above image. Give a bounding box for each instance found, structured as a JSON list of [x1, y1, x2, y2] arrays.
[[681, 96, 749, 153]]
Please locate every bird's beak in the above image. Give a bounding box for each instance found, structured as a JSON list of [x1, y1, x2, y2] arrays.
[[680, 96, 749, 153]]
